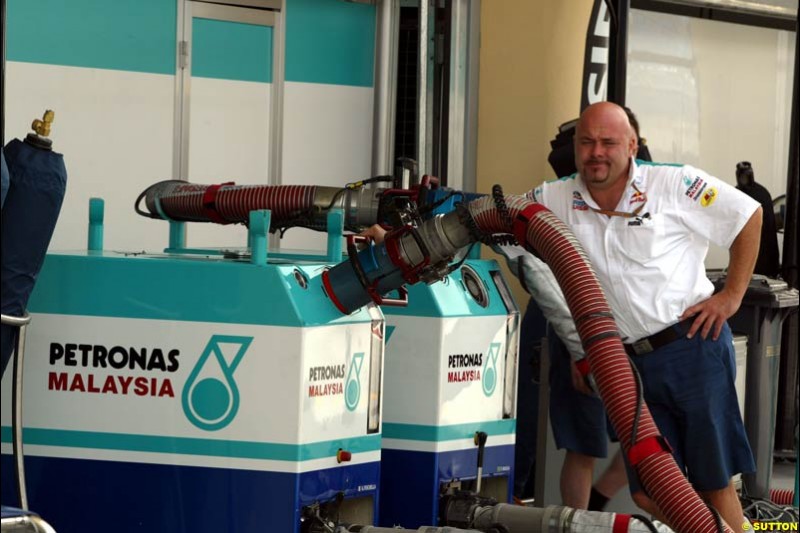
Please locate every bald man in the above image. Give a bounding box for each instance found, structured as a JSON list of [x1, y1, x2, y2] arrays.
[[527, 102, 760, 529]]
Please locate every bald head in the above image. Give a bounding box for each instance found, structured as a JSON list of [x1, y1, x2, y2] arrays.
[[574, 102, 638, 193]]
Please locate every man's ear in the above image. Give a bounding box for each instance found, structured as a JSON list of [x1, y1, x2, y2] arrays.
[[629, 136, 638, 157]]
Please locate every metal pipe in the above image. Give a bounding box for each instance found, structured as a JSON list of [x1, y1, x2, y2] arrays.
[[2, 311, 32, 510], [371, 0, 399, 177], [469, 503, 673, 533], [0, 514, 58, 533], [417, 0, 435, 174]]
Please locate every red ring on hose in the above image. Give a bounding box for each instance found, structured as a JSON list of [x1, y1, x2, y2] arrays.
[[628, 435, 673, 467], [512, 203, 548, 248], [202, 182, 234, 224]]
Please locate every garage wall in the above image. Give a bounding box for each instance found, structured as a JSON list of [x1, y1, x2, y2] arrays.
[[4, 0, 376, 253]]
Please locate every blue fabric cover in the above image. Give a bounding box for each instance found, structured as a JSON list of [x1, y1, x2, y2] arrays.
[[1, 139, 67, 376]]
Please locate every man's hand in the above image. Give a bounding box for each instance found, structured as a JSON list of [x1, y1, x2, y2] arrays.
[[570, 361, 595, 396], [360, 224, 387, 244], [680, 290, 741, 341]]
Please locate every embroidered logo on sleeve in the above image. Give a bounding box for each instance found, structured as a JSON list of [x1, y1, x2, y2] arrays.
[[700, 187, 718, 207], [572, 191, 589, 211], [685, 176, 708, 201]]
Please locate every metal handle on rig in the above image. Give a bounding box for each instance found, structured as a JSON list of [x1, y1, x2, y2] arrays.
[[373, 286, 408, 307]]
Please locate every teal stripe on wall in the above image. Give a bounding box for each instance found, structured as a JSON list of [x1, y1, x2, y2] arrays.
[[7, 0, 177, 75], [285, 0, 375, 87], [192, 18, 273, 83], [1, 426, 381, 462], [382, 420, 516, 442], [7, 0, 375, 87]]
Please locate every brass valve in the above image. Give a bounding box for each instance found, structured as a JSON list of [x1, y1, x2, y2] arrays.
[[31, 110, 55, 137]]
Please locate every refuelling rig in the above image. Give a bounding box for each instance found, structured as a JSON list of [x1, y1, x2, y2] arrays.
[[1, 203, 386, 532], [2, 170, 739, 533], [1, 175, 522, 533]]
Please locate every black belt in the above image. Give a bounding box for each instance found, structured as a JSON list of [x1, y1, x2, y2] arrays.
[[624, 317, 694, 356]]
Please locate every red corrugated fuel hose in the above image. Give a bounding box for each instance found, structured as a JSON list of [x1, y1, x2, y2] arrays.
[[465, 195, 733, 533]]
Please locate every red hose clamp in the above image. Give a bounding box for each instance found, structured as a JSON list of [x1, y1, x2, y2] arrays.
[[512, 203, 548, 250], [384, 225, 430, 285], [202, 182, 234, 224], [575, 357, 591, 376], [628, 435, 673, 467], [612, 514, 631, 533]]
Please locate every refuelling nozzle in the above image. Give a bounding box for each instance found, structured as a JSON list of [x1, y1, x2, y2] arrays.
[[26, 110, 56, 150], [32, 110, 55, 137]]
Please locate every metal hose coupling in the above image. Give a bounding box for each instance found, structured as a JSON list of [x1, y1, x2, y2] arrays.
[[322, 211, 473, 314]]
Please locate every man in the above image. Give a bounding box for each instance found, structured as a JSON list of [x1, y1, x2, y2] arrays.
[[543, 106, 650, 512], [528, 101, 760, 528]]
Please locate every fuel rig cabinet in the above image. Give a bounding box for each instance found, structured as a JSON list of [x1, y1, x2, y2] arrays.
[[379, 259, 519, 528], [0, 247, 384, 533]]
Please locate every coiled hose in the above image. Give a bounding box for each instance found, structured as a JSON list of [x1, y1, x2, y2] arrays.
[[465, 195, 733, 533]]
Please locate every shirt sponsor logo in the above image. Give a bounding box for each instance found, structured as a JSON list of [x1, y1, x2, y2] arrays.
[[627, 212, 652, 226], [700, 186, 718, 207], [630, 190, 647, 204], [572, 191, 589, 211], [685, 176, 707, 201]]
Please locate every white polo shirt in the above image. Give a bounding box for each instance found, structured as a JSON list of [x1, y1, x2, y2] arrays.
[[528, 159, 760, 343]]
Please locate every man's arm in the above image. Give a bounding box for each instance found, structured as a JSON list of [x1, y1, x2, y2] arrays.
[[681, 206, 763, 340]]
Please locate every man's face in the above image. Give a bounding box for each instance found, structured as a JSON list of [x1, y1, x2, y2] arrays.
[[574, 104, 637, 191]]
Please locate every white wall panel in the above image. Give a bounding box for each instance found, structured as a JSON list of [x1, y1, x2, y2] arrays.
[[4, 62, 175, 252], [185, 78, 272, 248], [5, 73, 375, 255], [279, 81, 374, 252]]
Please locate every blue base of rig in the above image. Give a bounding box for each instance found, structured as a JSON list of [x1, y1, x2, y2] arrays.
[[378, 444, 514, 528], [2, 453, 380, 533]]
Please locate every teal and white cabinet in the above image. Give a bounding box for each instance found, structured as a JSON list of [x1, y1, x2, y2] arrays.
[[379, 259, 520, 528], [0, 248, 384, 532]]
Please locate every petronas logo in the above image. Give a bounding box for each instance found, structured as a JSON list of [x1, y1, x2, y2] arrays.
[[482, 343, 501, 397], [182, 335, 253, 431], [345, 352, 364, 411]]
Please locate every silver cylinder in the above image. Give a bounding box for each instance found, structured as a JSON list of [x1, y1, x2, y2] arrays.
[[371, 0, 399, 177], [471, 503, 546, 532]]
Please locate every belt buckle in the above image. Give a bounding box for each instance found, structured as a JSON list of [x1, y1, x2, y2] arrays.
[[632, 338, 654, 355]]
